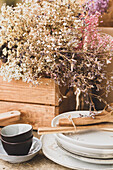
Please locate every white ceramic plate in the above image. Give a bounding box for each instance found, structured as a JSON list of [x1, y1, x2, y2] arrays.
[[0, 137, 42, 163], [55, 134, 113, 159], [41, 134, 113, 170], [58, 144, 113, 165], [51, 111, 113, 149]]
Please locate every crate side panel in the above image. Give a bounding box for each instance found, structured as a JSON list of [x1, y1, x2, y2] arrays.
[[0, 101, 55, 129], [0, 77, 56, 105]]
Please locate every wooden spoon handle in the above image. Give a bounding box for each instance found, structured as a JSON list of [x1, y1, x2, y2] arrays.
[[0, 111, 21, 126], [38, 127, 76, 135], [38, 123, 113, 135]]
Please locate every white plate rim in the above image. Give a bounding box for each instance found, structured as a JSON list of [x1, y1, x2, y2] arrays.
[[41, 134, 113, 170], [41, 136, 83, 170], [58, 144, 113, 165], [55, 133, 113, 159]]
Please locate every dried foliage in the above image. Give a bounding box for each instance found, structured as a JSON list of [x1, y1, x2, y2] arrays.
[[0, 0, 113, 109], [84, 0, 109, 15]]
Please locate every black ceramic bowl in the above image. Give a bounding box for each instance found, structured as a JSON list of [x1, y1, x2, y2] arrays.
[[1, 124, 33, 143], [1, 135, 33, 156]]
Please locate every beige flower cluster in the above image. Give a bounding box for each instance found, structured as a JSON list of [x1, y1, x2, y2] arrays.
[[0, 0, 82, 84]]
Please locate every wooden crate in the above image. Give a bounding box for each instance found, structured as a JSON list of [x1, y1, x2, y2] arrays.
[[0, 77, 75, 129]]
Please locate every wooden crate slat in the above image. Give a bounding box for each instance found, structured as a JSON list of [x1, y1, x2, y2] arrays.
[[0, 77, 59, 106], [0, 101, 55, 129], [55, 83, 60, 106]]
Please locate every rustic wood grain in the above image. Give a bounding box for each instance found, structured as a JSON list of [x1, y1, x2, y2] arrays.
[[0, 77, 59, 106], [0, 76, 76, 128], [0, 101, 56, 129]]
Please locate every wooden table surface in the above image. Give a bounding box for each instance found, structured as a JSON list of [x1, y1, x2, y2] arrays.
[[0, 151, 69, 170], [0, 131, 70, 170]]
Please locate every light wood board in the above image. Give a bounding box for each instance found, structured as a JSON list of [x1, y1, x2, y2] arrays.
[[0, 77, 60, 106], [0, 101, 56, 129]]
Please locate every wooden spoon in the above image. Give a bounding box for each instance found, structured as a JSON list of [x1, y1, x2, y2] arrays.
[[0, 111, 21, 126], [59, 110, 113, 126]]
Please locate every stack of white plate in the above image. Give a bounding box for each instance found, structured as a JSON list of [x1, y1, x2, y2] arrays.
[[51, 111, 113, 165]]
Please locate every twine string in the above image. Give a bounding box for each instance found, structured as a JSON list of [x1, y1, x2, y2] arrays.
[[66, 115, 76, 131]]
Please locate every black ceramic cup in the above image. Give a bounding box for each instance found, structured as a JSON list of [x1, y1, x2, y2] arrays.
[[1, 135, 33, 155], [1, 124, 33, 143]]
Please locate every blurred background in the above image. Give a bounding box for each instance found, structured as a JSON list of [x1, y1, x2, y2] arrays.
[[0, 0, 21, 7]]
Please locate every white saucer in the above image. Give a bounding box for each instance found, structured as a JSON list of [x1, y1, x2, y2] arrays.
[[51, 111, 113, 149], [41, 134, 113, 170], [0, 137, 42, 163]]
